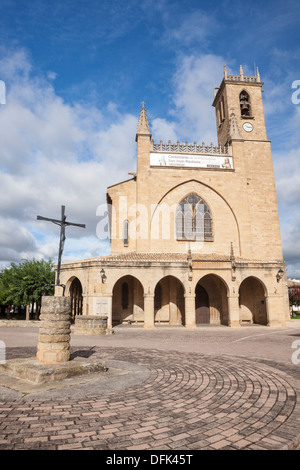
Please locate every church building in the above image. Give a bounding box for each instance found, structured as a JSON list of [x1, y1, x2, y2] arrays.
[[56, 66, 290, 329]]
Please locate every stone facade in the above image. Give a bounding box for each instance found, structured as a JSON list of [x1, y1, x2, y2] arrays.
[[56, 67, 290, 329]]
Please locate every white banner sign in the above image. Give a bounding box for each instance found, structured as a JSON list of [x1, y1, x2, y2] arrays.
[[150, 152, 233, 170]]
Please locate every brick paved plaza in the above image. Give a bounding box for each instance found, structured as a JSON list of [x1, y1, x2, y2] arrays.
[[0, 321, 300, 451]]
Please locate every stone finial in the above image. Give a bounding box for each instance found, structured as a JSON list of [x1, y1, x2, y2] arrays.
[[136, 101, 151, 141], [256, 67, 261, 82], [187, 245, 193, 281], [229, 112, 241, 140], [239, 65, 244, 81], [230, 242, 235, 261], [224, 64, 228, 79], [230, 243, 236, 281]]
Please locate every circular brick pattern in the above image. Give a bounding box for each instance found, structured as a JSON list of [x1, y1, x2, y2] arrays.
[[0, 346, 298, 450]]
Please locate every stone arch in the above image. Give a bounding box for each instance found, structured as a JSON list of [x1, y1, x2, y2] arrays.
[[240, 90, 251, 117], [239, 276, 267, 325], [68, 277, 83, 321], [195, 274, 229, 325], [150, 179, 241, 255], [154, 275, 185, 325], [112, 275, 144, 325]]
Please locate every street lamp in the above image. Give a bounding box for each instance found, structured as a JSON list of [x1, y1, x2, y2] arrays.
[[100, 269, 107, 283], [276, 269, 284, 283]]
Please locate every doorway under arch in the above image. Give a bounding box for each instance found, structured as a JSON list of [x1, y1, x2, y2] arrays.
[[154, 275, 185, 325], [239, 277, 267, 325], [195, 274, 229, 325], [112, 275, 144, 325], [69, 277, 83, 320], [195, 284, 210, 324]]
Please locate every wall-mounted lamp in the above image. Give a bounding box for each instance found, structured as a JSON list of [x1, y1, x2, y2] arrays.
[[100, 268, 107, 284], [276, 268, 284, 283]]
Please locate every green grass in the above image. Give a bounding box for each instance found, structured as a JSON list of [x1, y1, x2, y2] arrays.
[[291, 314, 300, 319]]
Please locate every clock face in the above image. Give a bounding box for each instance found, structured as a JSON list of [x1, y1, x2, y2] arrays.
[[243, 122, 253, 132]]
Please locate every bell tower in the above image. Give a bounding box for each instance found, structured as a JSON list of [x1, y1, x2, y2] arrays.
[[212, 65, 267, 147], [212, 64, 284, 263]]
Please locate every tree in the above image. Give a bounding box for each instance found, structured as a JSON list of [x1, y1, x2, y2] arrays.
[[288, 283, 300, 317], [0, 259, 55, 319], [289, 286, 300, 304]]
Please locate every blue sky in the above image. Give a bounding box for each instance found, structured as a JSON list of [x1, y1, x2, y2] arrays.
[[0, 0, 300, 278]]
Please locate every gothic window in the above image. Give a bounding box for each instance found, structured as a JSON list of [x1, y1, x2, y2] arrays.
[[123, 220, 129, 246], [217, 96, 225, 127], [122, 282, 129, 310], [221, 95, 225, 121], [217, 103, 221, 127], [176, 194, 213, 241], [240, 90, 251, 117]]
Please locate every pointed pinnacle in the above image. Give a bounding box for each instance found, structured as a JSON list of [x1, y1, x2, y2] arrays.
[[136, 101, 151, 138]]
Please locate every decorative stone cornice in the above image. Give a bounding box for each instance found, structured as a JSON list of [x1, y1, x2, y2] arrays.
[[224, 64, 262, 84], [151, 140, 231, 156]]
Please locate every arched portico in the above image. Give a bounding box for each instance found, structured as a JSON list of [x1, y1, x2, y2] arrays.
[[195, 274, 229, 325], [239, 276, 267, 325], [112, 275, 144, 325], [68, 277, 83, 320], [154, 275, 185, 325]]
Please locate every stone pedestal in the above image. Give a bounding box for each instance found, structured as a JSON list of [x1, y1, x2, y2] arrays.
[[36, 296, 71, 364], [74, 315, 108, 335]]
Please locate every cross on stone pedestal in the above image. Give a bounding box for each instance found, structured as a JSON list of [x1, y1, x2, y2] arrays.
[[37, 205, 85, 294]]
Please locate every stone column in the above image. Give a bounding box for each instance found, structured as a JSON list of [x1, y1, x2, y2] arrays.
[[185, 294, 196, 328], [36, 296, 71, 364], [227, 294, 241, 327], [144, 294, 155, 329], [266, 294, 287, 327]]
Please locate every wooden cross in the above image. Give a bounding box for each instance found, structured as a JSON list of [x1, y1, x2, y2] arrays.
[[37, 205, 85, 292]]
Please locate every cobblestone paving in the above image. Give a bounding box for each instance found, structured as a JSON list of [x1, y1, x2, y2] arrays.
[[0, 340, 300, 450]]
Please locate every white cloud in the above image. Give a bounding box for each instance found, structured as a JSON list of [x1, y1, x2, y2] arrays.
[[150, 118, 178, 143], [0, 49, 137, 267], [161, 10, 217, 47], [169, 54, 225, 144], [273, 137, 300, 278]]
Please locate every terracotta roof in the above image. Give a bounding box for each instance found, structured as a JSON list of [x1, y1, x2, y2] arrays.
[[60, 252, 285, 268], [97, 252, 231, 263]]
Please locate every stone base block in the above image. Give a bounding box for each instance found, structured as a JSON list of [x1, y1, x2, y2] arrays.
[[0, 357, 107, 384], [267, 321, 287, 328], [74, 315, 108, 335], [36, 349, 70, 364]]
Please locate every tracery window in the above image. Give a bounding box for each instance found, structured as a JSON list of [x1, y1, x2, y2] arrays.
[[176, 193, 213, 241]]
